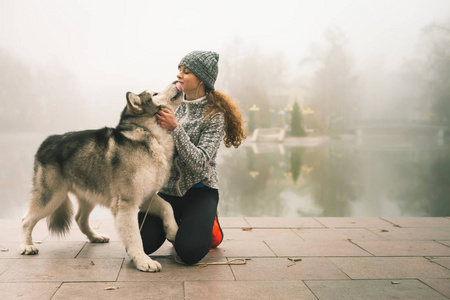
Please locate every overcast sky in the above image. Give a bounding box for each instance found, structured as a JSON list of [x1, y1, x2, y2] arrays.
[[1, 0, 449, 122]]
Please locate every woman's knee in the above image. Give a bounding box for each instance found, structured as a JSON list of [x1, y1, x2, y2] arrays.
[[175, 239, 211, 264]]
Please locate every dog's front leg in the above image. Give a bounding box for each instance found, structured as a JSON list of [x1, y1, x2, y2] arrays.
[[143, 194, 178, 242], [114, 199, 161, 272]]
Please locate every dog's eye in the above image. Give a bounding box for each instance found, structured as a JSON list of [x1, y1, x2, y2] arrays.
[[153, 93, 158, 96]]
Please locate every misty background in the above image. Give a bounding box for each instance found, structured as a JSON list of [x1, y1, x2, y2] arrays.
[[1, 0, 450, 218]]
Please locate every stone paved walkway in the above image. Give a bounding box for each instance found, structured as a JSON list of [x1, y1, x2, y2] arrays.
[[1, 217, 449, 299]]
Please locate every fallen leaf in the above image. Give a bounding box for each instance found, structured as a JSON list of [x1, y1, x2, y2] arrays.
[[348, 222, 356, 224], [393, 224, 401, 228], [380, 229, 389, 232], [329, 227, 335, 230], [196, 263, 207, 269], [391, 281, 400, 284], [104, 286, 120, 290], [91, 261, 95, 265], [288, 258, 302, 262], [1, 247, 9, 252], [287, 257, 302, 267], [35, 241, 43, 244], [242, 228, 253, 231]]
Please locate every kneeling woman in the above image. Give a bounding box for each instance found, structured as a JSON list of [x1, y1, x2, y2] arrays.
[[139, 51, 246, 264]]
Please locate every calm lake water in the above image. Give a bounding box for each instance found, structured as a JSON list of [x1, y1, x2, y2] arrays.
[[1, 133, 449, 219]]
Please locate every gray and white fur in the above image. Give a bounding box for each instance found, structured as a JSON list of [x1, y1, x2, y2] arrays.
[[19, 81, 182, 272]]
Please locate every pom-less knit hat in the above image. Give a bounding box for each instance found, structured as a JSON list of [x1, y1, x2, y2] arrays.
[[178, 51, 219, 90]]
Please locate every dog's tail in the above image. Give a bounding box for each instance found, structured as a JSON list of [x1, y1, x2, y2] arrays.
[[46, 199, 73, 237]]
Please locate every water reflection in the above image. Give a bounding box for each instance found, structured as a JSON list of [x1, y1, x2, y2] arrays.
[[216, 138, 450, 217], [0, 134, 449, 219]]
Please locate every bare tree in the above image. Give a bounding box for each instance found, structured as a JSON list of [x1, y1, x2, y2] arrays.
[[300, 28, 359, 132]]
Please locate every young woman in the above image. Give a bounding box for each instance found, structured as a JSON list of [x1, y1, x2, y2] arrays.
[[138, 51, 246, 265]]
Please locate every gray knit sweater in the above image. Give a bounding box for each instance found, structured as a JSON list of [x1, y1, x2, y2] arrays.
[[159, 96, 225, 197]]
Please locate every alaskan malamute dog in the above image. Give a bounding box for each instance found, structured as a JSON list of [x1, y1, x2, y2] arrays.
[[19, 81, 182, 272]]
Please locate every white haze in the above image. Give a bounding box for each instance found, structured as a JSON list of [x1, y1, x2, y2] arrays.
[[1, 0, 449, 129]]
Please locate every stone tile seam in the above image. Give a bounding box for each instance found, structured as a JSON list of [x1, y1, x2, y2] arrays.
[[425, 257, 450, 271], [346, 240, 376, 256], [48, 282, 64, 300], [115, 258, 126, 282], [290, 228, 305, 241], [242, 218, 252, 228], [0, 259, 20, 278], [416, 278, 450, 299], [73, 242, 88, 258], [435, 241, 450, 248], [379, 217, 402, 228], [301, 280, 320, 300], [262, 241, 277, 257]]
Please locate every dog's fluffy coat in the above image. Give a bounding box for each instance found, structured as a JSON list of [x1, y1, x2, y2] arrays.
[[19, 82, 182, 272]]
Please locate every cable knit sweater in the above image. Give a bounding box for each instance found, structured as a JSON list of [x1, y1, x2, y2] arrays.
[[159, 96, 225, 197]]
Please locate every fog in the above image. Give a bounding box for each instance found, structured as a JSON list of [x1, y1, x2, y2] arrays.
[[1, 0, 450, 218], [1, 0, 449, 132]]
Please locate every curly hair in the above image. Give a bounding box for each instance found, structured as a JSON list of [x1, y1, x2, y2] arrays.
[[205, 89, 246, 148]]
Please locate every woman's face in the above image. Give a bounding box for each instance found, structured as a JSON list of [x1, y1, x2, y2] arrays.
[[177, 66, 202, 95]]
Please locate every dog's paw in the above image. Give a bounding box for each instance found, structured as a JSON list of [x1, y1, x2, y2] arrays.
[[89, 234, 110, 243], [19, 244, 39, 255], [164, 224, 178, 243], [135, 256, 162, 272]]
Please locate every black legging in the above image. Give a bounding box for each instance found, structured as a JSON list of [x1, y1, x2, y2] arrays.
[[138, 186, 219, 265]]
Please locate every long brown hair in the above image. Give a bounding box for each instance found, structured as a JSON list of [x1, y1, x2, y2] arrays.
[[205, 89, 246, 148]]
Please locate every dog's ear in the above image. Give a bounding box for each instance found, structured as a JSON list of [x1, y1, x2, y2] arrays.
[[126, 92, 143, 114]]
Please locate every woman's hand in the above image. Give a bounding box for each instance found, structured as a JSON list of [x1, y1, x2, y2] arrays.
[[156, 108, 178, 131]]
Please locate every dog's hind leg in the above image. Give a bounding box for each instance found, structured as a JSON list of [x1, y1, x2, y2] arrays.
[[19, 183, 70, 254], [75, 197, 110, 243], [19, 200, 43, 255]]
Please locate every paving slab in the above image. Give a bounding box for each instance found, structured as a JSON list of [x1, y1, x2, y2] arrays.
[[329, 257, 450, 279], [420, 279, 450, 298], [208, 240, 276, 258], [428, 257, 450, 269], [185, 280, 317, 300], [314, 217, 393, 228], [0, 241, 86, 259], [368, 227, 450, 240], [382, 217, 450, 228], [305, 279, 448, 300], [52, 281, 184, 300], [231, 257, 349, 281], [76, 240, 175, 259], [0, 259, 17, 274], [1, 217, 449, 299], [223, 228, 301, 242], [245, 217, 324, 228], [117, 257, 235, 282], [353, 240, 450, 256], [219, 217, 250, 228], [265, 239, 372, 257], [0, 258, 123, 282], [438, 240, 450, 247], [294, 228, 385, 241], [0, 282, 61, 300]]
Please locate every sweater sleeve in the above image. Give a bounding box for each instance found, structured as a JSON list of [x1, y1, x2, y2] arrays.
[[171, 113, 225, 173]]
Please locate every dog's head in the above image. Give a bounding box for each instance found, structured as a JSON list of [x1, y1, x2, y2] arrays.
[[125, 81, 183, 117]]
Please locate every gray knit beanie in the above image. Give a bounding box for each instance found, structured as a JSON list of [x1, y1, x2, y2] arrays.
[[178, 51, 219, 90]]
